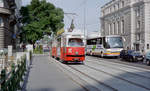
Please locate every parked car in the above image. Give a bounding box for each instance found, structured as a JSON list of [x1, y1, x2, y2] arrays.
[[145, 51, 150, 66], [120, 50, 127, 59], [120, 50, 144, 62]]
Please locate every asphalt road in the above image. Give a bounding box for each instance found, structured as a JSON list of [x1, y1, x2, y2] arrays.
[[22, 55, 85, 91], [52, 56, 150, 91]]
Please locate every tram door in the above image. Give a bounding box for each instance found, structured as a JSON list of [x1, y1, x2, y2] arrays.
[[61, 36, 66, 60], [57, 38, 61, 58]]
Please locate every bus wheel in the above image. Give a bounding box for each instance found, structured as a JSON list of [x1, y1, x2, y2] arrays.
[[101, 52, 104, 58], [129, 57, 134, 62], [146, 60, 150, 66], [90, 51, 93, 56], [81, 61, 84, 65]]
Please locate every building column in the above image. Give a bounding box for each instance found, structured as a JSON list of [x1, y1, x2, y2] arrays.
[[144, 1, 150, 53], [0, 27, 4, 48], [130, 6, 136, 50]]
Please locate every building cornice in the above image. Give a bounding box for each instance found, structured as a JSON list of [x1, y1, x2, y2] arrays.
[[101, 5, 130, 19], [0, 7, 11, 15]]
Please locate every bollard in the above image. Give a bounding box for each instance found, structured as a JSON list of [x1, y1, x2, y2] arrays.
[[1, 69, 6, 91]]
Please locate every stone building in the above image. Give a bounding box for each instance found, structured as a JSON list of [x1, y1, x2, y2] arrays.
[[101, 0, 150, 53], [0, 0, 22, 48]]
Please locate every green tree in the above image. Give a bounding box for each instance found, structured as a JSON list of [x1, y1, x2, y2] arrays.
[[20, 0, 64, 44]]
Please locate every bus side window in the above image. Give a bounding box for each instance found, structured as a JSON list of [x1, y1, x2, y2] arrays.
[[87, 40, 91, 45], [87, 40, 90, 45], [103, 37, 106, 48], [97, 38, 102, 44], [91, 39, 96, 45]]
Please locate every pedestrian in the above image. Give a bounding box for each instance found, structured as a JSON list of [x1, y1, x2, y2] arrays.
[[22, 44, 26, 52]]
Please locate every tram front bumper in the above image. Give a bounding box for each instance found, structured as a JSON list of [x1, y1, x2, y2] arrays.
[[65, 55, 85, 61]]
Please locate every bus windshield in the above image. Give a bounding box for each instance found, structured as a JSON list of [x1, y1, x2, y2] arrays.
[[106, 37, 123, 48], [68, 38, 84, 47]]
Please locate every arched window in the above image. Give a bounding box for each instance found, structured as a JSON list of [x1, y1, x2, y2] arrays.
[[0, 0, 4, 7], [0, 17, 4, 27]]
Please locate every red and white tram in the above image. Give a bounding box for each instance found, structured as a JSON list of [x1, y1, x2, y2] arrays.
[[51, 30, 85, 63]]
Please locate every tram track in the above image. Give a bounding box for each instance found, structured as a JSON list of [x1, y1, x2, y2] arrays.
[[87, 56, 150, 76], [83, 62, 150, 91], [51, 57, 116, 91], [86, 59, 150, 80], [51, 56, 150, 91], [67, 65, 118, 91], [50, 57, 113, 91], [69, 64, 150, 91], [50, 58, 90, 91], [87, 56, 150, 72]]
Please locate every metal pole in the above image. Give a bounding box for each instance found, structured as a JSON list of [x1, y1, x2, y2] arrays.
[[84, 0, 86, 38]]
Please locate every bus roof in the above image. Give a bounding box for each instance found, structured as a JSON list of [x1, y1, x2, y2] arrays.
[[105, 35, 122, 37], [87, 35, 122, 40]]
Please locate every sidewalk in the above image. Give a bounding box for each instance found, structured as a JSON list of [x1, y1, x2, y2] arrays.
[[22, 55, 85, 91]]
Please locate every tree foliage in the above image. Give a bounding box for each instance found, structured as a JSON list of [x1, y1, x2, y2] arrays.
[[20, 0, 64, 43]]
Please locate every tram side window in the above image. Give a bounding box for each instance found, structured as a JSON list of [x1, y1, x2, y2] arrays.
[[57, 38, 61, 47]]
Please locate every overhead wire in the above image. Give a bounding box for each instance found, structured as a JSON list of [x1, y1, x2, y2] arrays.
[[72, 0, 88, 12]]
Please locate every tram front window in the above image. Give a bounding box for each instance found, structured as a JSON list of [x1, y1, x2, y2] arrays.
[[106, 37, 123, 48], [68, 38, 84, 47]]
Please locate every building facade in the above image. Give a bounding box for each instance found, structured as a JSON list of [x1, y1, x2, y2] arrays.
[[0, 0, 22, 48], [101, 0, 150, 53]]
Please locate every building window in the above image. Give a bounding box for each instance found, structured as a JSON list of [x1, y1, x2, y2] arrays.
[[122, 1, 124, 8], [116, 21, 119, 34], [102, 11, 105, 16], [137, 21, 140, 29], [121, 20, 124, 34], [136, 34, 140, 41], [114, 5, 116, 11], [136, 8, 140, 17], [109, 24, 111, 35], [147, 44, 149, 49], [117, 3, 120, 9], [113, 22, 115, 34], [109, 7, 112, 13], [0, 17, 4, 27], [0, 0, 4, 7]]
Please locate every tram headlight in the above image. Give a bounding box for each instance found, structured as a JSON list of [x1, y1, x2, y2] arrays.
[[75, 52, 79, 55]]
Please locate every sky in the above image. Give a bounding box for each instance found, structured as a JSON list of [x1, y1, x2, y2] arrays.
[[22, 0, 111, 34]]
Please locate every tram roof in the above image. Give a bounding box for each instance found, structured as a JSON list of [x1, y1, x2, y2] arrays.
[[62, 29, 84, 36]]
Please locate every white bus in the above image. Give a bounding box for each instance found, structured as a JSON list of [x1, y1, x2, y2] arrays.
[[86, 35, 123, 57]]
